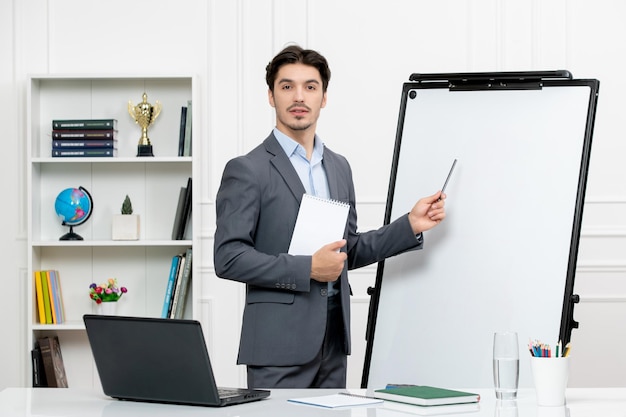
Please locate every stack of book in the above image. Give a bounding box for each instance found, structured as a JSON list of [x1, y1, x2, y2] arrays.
[[34, 270, 65, 325], [161, 248, 193, 319], [32, 336, 68, 387], [51, 119, 118, 157]]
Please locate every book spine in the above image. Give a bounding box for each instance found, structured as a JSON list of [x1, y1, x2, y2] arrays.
[[39, 271, 52, 324], [52, 139, 117, 149], [46, 270, 58, 324], [169, 254, 187, 318], [52, 119, 117, 130], [52, 129, 117, 139], [31, 344, 46, 387], [177, 177, 192, 240], [38, 337, 57, 387], [34, 271, 46, 324], [50, 336, 69, 387], [52, 270, 65, 323], [161, 255, 181, 318], [178, 106, 187, 157], [49, 270, 64, 324], [183, 100, 192, 156], [173, 248, 193, 319], [171, 187, 186, 240], [52, 149, 117, 157]]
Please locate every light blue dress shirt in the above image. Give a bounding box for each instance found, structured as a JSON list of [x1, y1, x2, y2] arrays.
[[274, 128, 338, 296]]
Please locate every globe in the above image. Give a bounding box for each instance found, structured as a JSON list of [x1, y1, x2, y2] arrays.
[[54, 186, 93, 240]]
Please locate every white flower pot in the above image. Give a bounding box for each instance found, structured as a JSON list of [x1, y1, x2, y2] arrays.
[[112, 214, 140, 240], [96, 302, 118, 315]]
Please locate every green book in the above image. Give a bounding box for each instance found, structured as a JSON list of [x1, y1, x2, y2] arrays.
[[39, 271, 52, 324], [373, 385, 480, 406]]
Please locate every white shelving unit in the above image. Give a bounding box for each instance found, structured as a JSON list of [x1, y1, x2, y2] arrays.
[[26, 74, 199, 388]]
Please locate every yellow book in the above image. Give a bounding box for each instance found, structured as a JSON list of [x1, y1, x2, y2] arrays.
[[34, 271, 46, 324], [45, 270, 58, 324]]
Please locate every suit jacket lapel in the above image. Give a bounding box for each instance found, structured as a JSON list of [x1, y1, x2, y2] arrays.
[[264, 134, 306, 203]]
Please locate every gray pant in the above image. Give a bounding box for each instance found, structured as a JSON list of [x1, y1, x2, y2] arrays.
[[246, 294, 347, 388]]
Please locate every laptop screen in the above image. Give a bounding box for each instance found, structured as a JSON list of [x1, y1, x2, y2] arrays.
[[84, 315, 222, 406]]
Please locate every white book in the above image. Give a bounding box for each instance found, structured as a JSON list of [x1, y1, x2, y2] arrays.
[[288, 194, 350, 255]]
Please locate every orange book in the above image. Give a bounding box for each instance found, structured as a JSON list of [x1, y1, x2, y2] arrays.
[[34, 271, 46, 324]]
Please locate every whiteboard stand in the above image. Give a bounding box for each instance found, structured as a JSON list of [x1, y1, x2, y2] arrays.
[[362, 71, 599, 389]]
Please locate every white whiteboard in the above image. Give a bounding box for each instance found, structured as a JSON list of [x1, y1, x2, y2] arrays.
[[365, 79, 597, 390]]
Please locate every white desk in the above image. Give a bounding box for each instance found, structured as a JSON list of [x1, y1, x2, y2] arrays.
[[1, 387, 625, 416]]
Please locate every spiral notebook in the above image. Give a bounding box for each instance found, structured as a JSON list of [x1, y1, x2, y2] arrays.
[[288, 194, 350, 255]]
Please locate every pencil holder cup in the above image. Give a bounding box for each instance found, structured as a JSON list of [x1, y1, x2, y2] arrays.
[[530, 356, 569, 406]]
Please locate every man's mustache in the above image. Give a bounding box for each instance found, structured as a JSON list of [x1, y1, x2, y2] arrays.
[[287, 104, 311, 112]]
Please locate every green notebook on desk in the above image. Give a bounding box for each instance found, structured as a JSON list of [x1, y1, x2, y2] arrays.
[[373, 385, 480, 406]]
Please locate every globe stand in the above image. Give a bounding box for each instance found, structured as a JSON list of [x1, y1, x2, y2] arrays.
[[55, 186, 93, 241], [59, 224, 84, 241]]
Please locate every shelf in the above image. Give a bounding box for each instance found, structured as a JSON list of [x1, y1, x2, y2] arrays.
[[33, 240, 192, 247], [32, 157, 192, 164], [32, 322, 85, 331], [27, 74, 198, 389]]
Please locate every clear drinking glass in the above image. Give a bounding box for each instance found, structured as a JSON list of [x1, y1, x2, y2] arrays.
[[493, 331, 519, 399]]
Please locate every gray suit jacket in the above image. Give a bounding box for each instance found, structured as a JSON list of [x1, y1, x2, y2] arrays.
[[214, 133, 422, 367]]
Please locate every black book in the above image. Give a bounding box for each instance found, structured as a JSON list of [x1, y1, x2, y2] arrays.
[[178, 177, 193, 240], [52, 119, 117, 130], [38, 336, 68, 388], [52, 139, 117, 149], [31, 343, 47, 387], [178, 106, 187, 157], [171, 187, 187, 240], [183, 100, 192, 156], [52, 129, 117, 139], [172, 178, 192, 240], [52, 148, 117, 157]]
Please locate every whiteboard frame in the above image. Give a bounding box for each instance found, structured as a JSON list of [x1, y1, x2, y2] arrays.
[[361, 71, 600, 389]]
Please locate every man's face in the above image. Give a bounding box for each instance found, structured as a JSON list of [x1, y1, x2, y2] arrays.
[[268, 63, 327, 138]]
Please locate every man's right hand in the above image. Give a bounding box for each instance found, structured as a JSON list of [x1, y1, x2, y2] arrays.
[[310, 239, 347, 282]]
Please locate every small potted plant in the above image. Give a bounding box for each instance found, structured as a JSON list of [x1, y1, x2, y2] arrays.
[[112, 194, 140, 240], [89, 278, 128, 315]]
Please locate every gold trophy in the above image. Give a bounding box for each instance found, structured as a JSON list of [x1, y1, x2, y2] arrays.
[[128, 92, 162, 156]]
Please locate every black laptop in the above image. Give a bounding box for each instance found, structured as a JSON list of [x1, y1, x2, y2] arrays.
[[83, 315, 270, 407]]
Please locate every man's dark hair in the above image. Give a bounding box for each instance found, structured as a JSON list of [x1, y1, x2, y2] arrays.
[[265, 45, 331, 93]]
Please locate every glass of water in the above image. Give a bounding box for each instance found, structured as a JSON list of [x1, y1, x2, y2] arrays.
[[493, 331, 519, 399]]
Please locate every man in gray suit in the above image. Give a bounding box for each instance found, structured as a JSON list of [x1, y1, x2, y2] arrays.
[[214, 45, 446, 389]]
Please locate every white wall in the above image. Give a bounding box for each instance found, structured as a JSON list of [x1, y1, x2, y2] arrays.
[[1, 0, 625, 390]]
